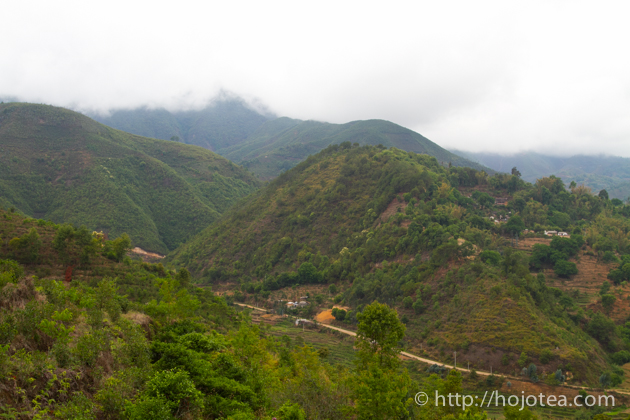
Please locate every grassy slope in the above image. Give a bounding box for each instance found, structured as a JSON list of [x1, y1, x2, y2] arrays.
[[0, 103, 260, 253], [168, 145, 609, 381], [225, 118, 493, 179]]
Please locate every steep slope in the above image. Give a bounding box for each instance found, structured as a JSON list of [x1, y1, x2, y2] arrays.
[[454, 150, 630, 199], [0, 103, 260, 253], [91, 98, 273, 152], [168, 145, 615, 382], [225, 118, 492, 179]]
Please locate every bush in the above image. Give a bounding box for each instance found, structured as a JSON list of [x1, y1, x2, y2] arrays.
[[479, 250, 501, 266], [412, 299, 425, 314], [554, 260, 578, 277], [540, 349, 554, 364], [603, 251, 619, 263], [331, 308, 346, 321], [74, 332, 102, 367], [274, 402, 306, 420], [612, 350, 630, 365]]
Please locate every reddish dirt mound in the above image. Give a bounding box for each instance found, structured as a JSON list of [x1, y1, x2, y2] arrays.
[[316, 310, 335, 324]]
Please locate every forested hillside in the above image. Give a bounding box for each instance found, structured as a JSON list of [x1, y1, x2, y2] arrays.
[[91, 99, 272, 153], [224, 118, 492, 179], [0, 103, 260, 253], [0, 209, 487, 420], [91, 99, 491, 180], [454, 150, 630, 201], [169, 143, 630, 387]]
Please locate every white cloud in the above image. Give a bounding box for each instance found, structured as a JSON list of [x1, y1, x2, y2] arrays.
[[2, 0, 630, 156]]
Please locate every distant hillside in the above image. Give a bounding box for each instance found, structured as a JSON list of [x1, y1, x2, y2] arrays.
[[93, 101, 491, 180], [168, 144, 619, 382], [91, 98, 273, 152], [0, 103, 260, 253], [225, 118, 493, 179], [453, 150, 630, 200]]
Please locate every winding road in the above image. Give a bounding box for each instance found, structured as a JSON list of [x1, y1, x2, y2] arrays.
[[234, 303, 630, 396]]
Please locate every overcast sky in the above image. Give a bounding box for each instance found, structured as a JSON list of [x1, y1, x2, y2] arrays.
[[3, 1, 630, 156]]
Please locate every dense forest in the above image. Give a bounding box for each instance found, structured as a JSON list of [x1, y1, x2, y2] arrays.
[[0, 103, 260, 254]]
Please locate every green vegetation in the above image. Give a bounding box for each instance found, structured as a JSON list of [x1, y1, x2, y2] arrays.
[[0, 212, 432, 418], [92, 98, 272, 152], [0, 103, 260, 253], [93, 101, 493, 181], [455, 149, 630, 200], [227, 118, 493, 179], [169, 143, 630, 386]]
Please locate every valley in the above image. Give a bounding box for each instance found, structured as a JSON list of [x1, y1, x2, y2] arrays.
[[3, 103, 630, 419]]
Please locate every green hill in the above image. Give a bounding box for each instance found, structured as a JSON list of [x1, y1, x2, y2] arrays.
[[454, 150, 630, 200], [92, 101, 491, 180], [168, 144, 630, 383], [225, 118, 493, 179], [91, 98, 273, 152], [0, 103, 260, 253]]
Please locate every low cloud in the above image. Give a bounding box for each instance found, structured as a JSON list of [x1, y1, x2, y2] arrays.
[[2, 1, 630, 156]]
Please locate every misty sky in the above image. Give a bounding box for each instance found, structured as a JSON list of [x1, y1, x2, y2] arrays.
[[3, 1, 630, 157]]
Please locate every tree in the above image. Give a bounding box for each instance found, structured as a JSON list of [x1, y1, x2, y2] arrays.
[[352, 302, 411, 419], [109, 233, 132, 262], [601, 294, 616, 312], [477, 193, 495, 209], [298, 262, 320, 284], [9, 227, 42, 263], [355, 302, 406, 369], [479, 250, 501, 266], [331, 308, 346, 321], [176, 268, 191, 289], [505, 215, 525, 235], [554, 260, 578, 277], [511, 167, 522, 178], [599, 189, 609, 200]]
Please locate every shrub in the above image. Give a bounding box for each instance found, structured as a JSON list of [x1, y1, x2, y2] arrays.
[[274, 402, 306, 420], [479, 250, 501, 266], [603, 251, 619, 263], [74, 332, 102, 367], [332, 308, 346, 321], [612, 350, 630, 365], [412, 299, 425, 314], [540, 349, 554, 364], [554, 260, 578, 277]]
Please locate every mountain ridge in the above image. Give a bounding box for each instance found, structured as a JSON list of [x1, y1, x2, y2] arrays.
[[0, 102, 260, 253]]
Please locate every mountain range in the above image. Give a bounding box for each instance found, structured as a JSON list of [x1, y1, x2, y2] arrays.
[[92, 99, 492, 179]]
